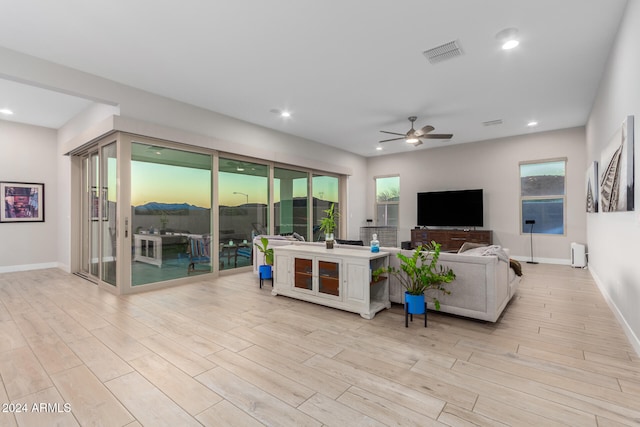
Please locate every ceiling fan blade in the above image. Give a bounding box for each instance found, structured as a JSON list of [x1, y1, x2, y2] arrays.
[[380, 130, 407, 136], [410, 140, 423, 147], [423, 133, 453, 139], [417, 125, 435, 135], [379, 137, 406, 143]]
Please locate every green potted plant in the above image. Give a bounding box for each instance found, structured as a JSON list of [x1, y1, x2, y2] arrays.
[[373, 241, 455, 323], [319, 202, 339, 249], [254, 236, 274, 284]]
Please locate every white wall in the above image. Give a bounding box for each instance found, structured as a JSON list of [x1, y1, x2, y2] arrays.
[[367, 127, 587, 263], [0, 120, 59, 271], [586, 0, 640, 354]]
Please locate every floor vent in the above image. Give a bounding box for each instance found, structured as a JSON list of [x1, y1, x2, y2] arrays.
[[423, 40, 463, 64]]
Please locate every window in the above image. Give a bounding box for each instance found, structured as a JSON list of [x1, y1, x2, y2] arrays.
[[375, 175, 399, 226], [312, 174, 340, 241], [131, 143, 212, 284], [520, 159, 566, 235], [219, 158, 269, 270], [274, 167, 308, 240]]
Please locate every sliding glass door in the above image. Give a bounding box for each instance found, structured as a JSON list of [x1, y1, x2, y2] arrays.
[[312, 174, 340, 241], [130, 142, 212, 285], [79, 141, 117, 286], [275, 167, 308, 240], [218, 158, 268, 271], [74, 132, 344, 292]]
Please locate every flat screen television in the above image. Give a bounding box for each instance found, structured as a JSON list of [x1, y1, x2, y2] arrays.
[[417, 189, 483, 227]]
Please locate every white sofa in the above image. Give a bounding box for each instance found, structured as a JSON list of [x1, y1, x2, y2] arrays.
[[253, 236, 520, 322], [396, 249, 519, 322]]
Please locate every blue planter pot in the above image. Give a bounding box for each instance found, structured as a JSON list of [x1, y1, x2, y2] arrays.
[[259, 264, 272, 280], [405, 292, 426, 315]]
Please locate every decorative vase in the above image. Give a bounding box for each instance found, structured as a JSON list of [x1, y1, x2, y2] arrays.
[[325, 233, 335, 249], [258, 264, 272, 280], [404, 291, 426, 315]]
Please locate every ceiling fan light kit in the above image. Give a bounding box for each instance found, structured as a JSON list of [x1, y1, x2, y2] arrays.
[[379, 116, 453, 147]]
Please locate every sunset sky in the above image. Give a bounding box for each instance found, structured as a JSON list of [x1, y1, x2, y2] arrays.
[[130, 161, 338, 208]]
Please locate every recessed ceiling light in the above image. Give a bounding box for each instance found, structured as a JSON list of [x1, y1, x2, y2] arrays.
[[502, 40, 519, 50], [0, 108, 14, 115], [270, 108, 291, 118], [527, 121, 538, 127], [376, 146, 383, 151], [496, 27, 519, 50]]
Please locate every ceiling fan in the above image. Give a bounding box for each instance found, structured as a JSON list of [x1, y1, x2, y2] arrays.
[[379, 116, 453, 146]]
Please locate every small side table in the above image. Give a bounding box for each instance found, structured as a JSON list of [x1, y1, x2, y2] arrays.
[[405, 301, 427, 328], [259, 271, 272, 288]]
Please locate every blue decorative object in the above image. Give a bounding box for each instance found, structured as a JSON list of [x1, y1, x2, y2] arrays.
[[259, 264, 272, 288], [404, 291, 427, 327], [370, 233, 380, 253], [405, 292, 425, 314]]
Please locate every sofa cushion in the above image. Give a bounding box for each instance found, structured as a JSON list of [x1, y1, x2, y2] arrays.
[[460, 245, 509, 263], [458, 242, 487, 253]]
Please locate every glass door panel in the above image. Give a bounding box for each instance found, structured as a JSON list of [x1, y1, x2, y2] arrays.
[[275, 167, 308, 240], [294, 258, 313, 290], [318, 260, 340, 297], [218, 158, 268, 270], [100, 143, 117, 286], [312, 174, 340, 241], [131, 143, 212, 285], [88, 152, 100, 277]]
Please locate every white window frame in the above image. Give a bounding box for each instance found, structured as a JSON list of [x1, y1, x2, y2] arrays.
[[375, 175, 399, 226], [519, 158, 567, 236]]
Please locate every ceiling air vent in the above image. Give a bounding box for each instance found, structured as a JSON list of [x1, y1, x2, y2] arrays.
[[423, 40, 463, 64], [482, 119, 503, 126]]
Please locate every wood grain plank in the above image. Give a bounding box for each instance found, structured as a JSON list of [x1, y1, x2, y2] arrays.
[[51, 365, 134, 426], [105, 371, 200, 426], [196, 367, 321, 426]]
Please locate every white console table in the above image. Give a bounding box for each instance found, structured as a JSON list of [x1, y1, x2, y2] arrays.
[[272, 245, 390, 319], [133, 233, 188, 267], [134, 234, 163, 267]]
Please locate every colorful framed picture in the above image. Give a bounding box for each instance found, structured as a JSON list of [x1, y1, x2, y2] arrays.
[[1, 182, 45, 223]]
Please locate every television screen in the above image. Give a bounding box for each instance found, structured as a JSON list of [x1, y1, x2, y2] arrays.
[[417, 189, 483, 227]]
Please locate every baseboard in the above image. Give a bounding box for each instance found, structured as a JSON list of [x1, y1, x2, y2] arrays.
[[510, 256, 571, 266], [590, 268, 640, 358], [0, 262, 59, 274]]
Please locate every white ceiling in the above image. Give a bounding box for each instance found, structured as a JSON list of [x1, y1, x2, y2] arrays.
[[0, 0, 629, 156]]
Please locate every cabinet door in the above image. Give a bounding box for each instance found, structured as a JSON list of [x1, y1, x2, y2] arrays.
[[293, 257, 314, 292], [346, 262, 367, 304], [317, 259, 341, 299], [274, 253, 292, 288]]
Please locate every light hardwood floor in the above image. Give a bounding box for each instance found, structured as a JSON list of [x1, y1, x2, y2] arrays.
[[0, 263, 639, 426]]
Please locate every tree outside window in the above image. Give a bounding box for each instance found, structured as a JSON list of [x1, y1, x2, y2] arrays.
[[375, 176, 399, 226], [520, 159, 566, 235]]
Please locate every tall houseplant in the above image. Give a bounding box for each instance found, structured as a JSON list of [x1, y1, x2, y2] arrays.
[[254, 236, 274, 281], [319, 202, 339, 249], [374, 241, 455, 312]]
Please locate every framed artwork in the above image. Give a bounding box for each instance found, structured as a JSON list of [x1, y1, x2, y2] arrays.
[[1, 182, 45, 223], [586, 161, 598, 213], [599, 115, 635, 212], [91, 187, 108, 221]]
